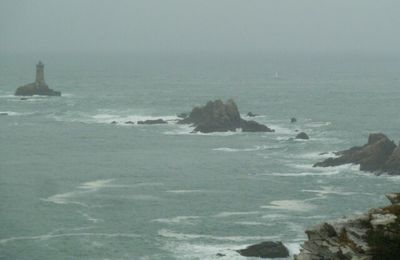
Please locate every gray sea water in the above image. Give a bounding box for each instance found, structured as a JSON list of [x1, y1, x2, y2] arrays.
[[1, 53, 400, 259]]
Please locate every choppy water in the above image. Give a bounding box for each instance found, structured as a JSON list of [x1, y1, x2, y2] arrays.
[[1, 53, 400, 259]]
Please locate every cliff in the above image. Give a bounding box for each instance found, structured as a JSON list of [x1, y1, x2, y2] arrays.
[[295, 193, 400, 260]]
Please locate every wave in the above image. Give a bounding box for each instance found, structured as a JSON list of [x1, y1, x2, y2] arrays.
[[233, 221, 272, 226], [213, 211, 260, 218], [0, 111, 32, 116], [152, 216, 200, 225], [0, 232, 139, 245], [41, 179, 114, 206], [158, 229, 281, 242], [263, 171, 341, 177], [302, 186, 357, 196], [166, 189, 208, 194], [261, 200, 316, 212]]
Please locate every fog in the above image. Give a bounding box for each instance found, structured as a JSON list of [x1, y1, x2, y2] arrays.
[[1, 0, 400, 54]]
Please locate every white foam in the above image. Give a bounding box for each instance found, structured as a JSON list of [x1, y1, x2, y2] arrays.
[[264, 171, 340, 177], [158, 229, 280, 242], [0, 111, 30, 116], [42, 179, 114, 206], [261, 200, 316, 212], [152, 216, 200, 225], [285, 242, 302, 256], [0, 232, 139, 245], [302, 186, 357, 196], [214, 211, 260, 218], [305, 121, 332, 128], [233, 221, 272, 226], [166, 190, 206, 194]]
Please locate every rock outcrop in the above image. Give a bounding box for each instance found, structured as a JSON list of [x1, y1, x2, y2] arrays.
[[178, 99, 274, 133], [296, 132, 309, 140], [294, 193, 400, 260], [137, 119, 167, 125], [314, 133, 400, 175], [15, 61, 61, 96], [237, 241, 289, 258], [247, 112, 258, 117], [291, 117, 297, 123]]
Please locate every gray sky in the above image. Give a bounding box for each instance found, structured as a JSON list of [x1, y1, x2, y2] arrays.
[[1, 0, 399, 54]]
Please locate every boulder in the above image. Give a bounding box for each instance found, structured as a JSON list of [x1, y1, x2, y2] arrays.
[[296, 132, 309, 140], [314, 133, 399, 174], [237, 241, 289, 258], [247, 112, 258, 117], [291, 117, 297, 123], [179, 99, 273, 133], [137, 119, 167, 125]]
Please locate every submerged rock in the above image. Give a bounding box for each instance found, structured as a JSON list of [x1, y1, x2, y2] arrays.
[[247, 112, 258, 117], [15, 61, 61, 96], [237, 241, 289, 258], [294, 193, 400, 260], [137, 119, 167, 125], [291, 117, 297, 123], [295, 132, 309, 140], [179, 99, 273, 133], [125, 121, 135, 124], [314, 133, 399, 174], [110, 121, 117, 124], [0, 112, 8, 116]]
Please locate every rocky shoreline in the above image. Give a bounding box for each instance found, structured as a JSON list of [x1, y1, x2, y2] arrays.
[[294, 193, 400, 260]]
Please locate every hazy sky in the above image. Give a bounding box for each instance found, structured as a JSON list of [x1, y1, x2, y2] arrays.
[[1, 0, 400, 54]]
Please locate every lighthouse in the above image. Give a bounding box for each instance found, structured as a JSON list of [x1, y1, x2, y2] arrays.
[[36, 61, 45, 85], [15, 61, 61, 96]]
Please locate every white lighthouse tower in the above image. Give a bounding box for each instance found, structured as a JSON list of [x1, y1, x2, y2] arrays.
[[35, 61, 45, 85]]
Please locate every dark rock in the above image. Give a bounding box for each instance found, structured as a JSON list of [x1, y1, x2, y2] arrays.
[[241, 119, 274, 132], [295, 132, 309, 140], [15, 61, 61, 96], [216, 253, 226, 257], [294, 193, 400, 260], [177, 112, 189, 119], [247, 112, 258, 117], [110, 121, 117, 124], [20, 98, 28, 100], [237, 241, 289, 258], [137, 119, 167, 125], [0, 112, 8, 116], [314, 133, 398, 174], [291, 117, 297, 123], [179, 99, 273, 133], [125, 121, 135, 124]]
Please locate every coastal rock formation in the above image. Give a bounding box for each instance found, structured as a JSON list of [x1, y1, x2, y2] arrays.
[[296, 132, 309, 140], [237, 241, 289, 258], [314, 133, 400, 175], [137, 119, 167, 125], [294, 193, 400, 260], [15, 61, 61, 96], [179, 99, 274, 133]]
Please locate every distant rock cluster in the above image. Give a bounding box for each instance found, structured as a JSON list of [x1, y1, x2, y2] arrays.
[[178, 99, 274, 133], [294, 193, 400, 260], [314, 133, 400, 175]]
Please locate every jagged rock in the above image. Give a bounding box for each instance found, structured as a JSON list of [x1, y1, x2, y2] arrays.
[[296, 132, 309, 140], [137, 119, 167, 125], [314, 133, 399, 174], [247, 112, 258, 117], [386, 193, 400, 204], [179, 99, 273, 133], [294, 193, 400, 260], [15, 61, 61, 96], [291, 117, 297, 123], [237, 241, 289, 258]]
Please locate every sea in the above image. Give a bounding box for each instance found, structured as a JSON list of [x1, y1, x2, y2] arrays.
[[1, 52, 399, 259]]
